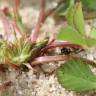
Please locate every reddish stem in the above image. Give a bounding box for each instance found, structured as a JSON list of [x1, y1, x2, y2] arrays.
[[31, 55, 69, 65], [0, 10, 10, 40], [13, 0, 23, 35], [30, 0, 64, 43], [30, 0, 46, 43], [41, 41, 84, 53], [14, 0, 20, 17]]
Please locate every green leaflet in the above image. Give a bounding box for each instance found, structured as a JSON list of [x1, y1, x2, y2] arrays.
[[57, 2, 96, 48], [66, 2, 85, 36], [57, 26, 86, 47], [56, 58, 96, 92], [57, 25, 96, 48]]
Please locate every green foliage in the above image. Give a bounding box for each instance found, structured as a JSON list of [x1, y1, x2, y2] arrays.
[[56, 0, 96, 16], [55, 0, 75, 16], [66, 3, 85, 35], [57, 2, 96, 48], [57, 2, 96, 92], [56, 58, 96, 92], [5, 38, 48, 65], [0, 36, 48, 65], [6, 38, 34, 65], [81, 0, 96, 10], [57, 26, 87, 47]]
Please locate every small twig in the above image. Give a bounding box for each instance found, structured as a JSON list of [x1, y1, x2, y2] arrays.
[[31, 55, 69, 65]]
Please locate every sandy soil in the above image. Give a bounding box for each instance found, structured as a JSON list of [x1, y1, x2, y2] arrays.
[[0, 0, 96, 96]]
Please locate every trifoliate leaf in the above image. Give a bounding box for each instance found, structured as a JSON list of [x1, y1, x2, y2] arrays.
[[57, 2, 96, 48]]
